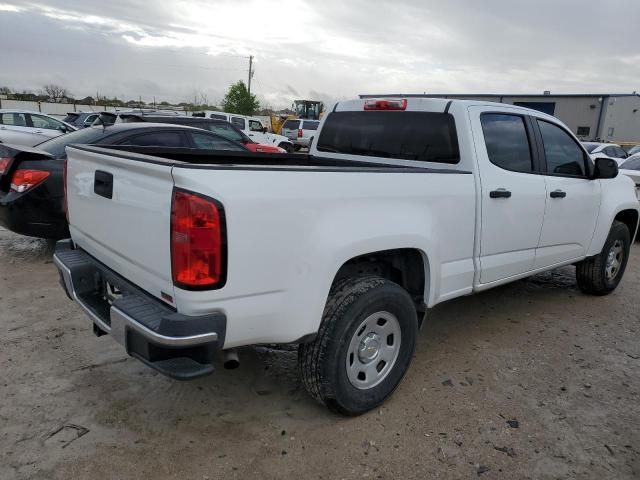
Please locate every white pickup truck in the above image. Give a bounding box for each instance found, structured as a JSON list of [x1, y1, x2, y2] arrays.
[[54, 97, 639, 415]]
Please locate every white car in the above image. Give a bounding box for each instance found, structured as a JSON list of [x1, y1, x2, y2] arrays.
[[619, 156, 640, 199], [0, 110, 76, 146], [582, 142, 629, 165], [281, 119, 320, 150], [55, 98, 638, 415], [194, 111, 294, 152]]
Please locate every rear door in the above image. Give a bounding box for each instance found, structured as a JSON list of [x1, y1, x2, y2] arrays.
[[282, 120, 300, 141], [470, 108, 547, 284], [533, 118, 600, 268], [66, 146, 176, 303], [301, 120, 319, 141]]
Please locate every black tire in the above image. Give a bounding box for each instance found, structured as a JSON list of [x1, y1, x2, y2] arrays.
[[299, 275, 418, 416], [576, 220, 630, 295], [278, 142, 294, 153]]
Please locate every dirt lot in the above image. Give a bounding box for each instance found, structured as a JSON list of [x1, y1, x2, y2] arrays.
[[1, 227, 639, 480]]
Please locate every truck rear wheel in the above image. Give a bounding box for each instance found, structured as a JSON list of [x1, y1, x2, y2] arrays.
[[299, 275, 418, 416], [576, 220, 630, 295]]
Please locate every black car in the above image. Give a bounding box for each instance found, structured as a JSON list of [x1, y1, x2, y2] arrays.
[[62, 111, 115, 129], [0, 123, 249, 239], [118, 114, 288, 153]]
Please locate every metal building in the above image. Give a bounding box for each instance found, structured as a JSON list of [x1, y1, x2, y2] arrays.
[[359, 92, 640, 143]]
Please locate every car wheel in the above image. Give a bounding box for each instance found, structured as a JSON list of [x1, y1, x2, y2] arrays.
[[576, 220, 630, 295], [278, 142, 294, 153], [299, 275, 418, 416]]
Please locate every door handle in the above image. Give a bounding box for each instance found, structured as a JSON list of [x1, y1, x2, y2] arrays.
[[94, 170, 113, 199], [35, 130, 43, 134], [489, 189, 512, 198], [550, 190, 567, 198]]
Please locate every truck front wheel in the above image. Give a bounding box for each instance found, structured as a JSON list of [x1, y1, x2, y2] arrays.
[[299, 275, 418, 416], [576, 220, 630, 295]]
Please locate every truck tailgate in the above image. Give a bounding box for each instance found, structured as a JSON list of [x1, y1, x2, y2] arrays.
[[66, 146, 175, 303]]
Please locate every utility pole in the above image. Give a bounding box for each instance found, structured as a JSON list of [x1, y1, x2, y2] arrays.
[[247, 55, 254, 95]]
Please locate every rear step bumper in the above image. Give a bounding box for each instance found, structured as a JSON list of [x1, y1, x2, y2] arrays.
[[53, 240, 226, 380]]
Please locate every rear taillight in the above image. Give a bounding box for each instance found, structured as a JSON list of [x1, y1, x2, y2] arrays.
[[10, 169, 50, 193], [297, 128, 303, 138], [63, 159, 68, 221], [0, 157, 12, 175], [364, 99, 407, 111], [171, 189, 226, 290]]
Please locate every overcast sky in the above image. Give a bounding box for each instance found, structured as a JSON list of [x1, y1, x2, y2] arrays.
[[0, 0, 638, 109]]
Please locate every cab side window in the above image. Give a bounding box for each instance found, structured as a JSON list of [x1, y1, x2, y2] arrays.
[[249, 120, 263, 132], [480, 114, 534, 173], [537, 120, 587, 177], [231, 117, 245, 130]]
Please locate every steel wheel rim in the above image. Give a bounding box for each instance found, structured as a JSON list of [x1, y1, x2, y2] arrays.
[[345, 311, 402, 390], [605, 240, 624, 280]]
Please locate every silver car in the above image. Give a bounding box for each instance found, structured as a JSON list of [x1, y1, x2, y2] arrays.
[[0, 110, 76, 147], [282, 119, 320, 150]]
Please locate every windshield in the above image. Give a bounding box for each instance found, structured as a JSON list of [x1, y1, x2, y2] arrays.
[[628, 145, 640, 156], [35, 127, 114, 158], [63, 114, 79, 124], [582, 143, 601, 153]]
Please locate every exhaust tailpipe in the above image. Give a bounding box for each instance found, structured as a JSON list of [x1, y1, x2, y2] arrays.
[[223, 349, 240, 369]]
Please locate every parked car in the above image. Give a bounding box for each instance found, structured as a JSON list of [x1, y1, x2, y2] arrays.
[[0, 123, 249, 239], [0, 110, 76, 147], [619, 156, 640, 199], [118, 113, 286, 154], [626, 145, 640, 156], [281, 119, 320, 150], [54, 97, 639, 415], [62, 111, 115, 129], [582, 142, 629, 164], [193, 111, 294, 152]]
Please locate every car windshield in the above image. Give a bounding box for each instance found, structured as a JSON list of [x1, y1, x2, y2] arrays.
[[628, 145, 640, 156], [621, 157, 640, 171], [582, 143, 601, 153], [35, 127, 114, 158], [63, 114, 79, 123]]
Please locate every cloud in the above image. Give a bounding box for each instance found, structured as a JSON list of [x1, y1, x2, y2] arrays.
[[0, 0, 638, 108]]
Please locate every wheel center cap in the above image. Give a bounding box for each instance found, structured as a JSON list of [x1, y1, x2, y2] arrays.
[[358, 333, 381, 363]]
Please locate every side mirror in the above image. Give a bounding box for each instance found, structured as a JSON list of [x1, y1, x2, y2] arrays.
[[593, 157, 618, 179], [262, 127, 267, 133]]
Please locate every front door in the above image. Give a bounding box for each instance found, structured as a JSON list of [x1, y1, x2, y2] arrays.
[[533, 118, 601, 268], [470, 108, 547, 284]]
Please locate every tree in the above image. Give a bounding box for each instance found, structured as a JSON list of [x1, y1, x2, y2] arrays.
[[221, 81, 259, 115], [43, 84, 69, 103]]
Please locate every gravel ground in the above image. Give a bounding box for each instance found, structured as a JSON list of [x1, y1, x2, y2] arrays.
[[1, 227, 639, 479]]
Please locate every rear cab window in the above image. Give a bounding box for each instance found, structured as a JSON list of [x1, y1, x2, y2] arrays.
[[283, 120, 300, 130], [302, 121, 319, 131], [316, 111, 459, 163]]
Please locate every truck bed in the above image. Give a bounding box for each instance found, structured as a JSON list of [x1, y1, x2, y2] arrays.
[[65, 144, 475, 348]]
